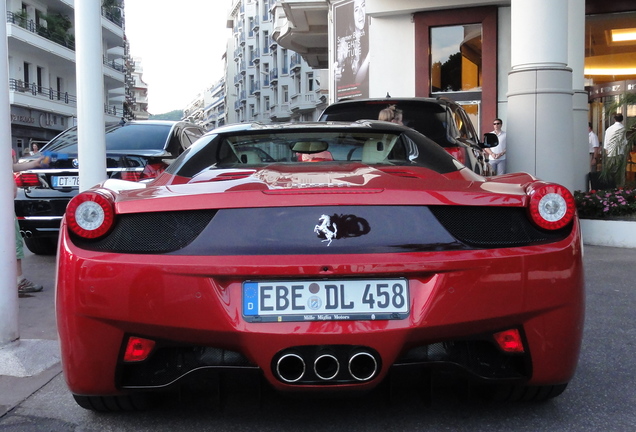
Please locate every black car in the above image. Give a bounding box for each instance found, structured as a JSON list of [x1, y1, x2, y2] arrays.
[[319, 97, 497, 176], [14, 120, 206, 255]]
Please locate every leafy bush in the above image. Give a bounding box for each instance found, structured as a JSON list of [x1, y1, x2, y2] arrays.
[[574, 188, 636, 219]]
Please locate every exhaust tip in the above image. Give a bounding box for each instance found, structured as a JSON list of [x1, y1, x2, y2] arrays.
[[276, 353, 306, 383], [314, 353, 340, 381], [348, 351, 378, 382]]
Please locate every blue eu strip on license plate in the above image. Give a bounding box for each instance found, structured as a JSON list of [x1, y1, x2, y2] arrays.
[[242, 279, 409, 322]]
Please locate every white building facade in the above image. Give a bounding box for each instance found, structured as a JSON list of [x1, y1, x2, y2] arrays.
[[226, 0, 328, 124], [273, 0, 636, 192], [130, 56, 149, 120], [6, 0, 131, 156]]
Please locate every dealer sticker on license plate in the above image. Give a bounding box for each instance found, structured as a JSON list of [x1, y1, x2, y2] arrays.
[[242, 279, 409, 322]]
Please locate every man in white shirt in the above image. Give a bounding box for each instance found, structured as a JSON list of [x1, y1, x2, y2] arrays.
[[603, 113, 628, 186], [589, 122, 600, 172], [486, 118, 507, 175]]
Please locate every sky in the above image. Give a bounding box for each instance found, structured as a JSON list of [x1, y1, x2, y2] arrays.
[[124, 0, 234, 114]]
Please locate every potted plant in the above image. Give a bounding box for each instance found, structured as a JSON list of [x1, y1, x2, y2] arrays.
[[576, 93, 636, 247]]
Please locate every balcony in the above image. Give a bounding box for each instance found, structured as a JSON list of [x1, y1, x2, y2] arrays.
[[270, 103, 291, 122], [290, 53, 302, 71], [250, 81, 261, 95], [9, 78, 77, 107], [250, 48, 261, 65], [7, 11, 75, 51], [101, 6, 123, 28], [103, 56, 126, 73], [270, 68, 279, 84], [290, 93, 316, 113]]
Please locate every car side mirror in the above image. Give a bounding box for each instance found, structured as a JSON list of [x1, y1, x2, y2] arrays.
[[482, 132, 499, 148]]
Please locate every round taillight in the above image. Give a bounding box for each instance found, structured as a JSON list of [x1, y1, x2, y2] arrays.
[[66, 191, 115, 239], [527, 183, 576, 230]]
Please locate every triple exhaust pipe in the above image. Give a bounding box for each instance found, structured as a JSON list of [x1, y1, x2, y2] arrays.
[[275, 348, 379, 384]]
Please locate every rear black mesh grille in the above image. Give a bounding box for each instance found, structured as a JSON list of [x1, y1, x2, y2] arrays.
[[69, 206, 572, 255], [429, 206, 571, 247], [71, 210, 216, 253]]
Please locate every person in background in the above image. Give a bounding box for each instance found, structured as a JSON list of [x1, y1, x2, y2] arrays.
[[589, 122, 600, 172], [378, 105, 395, 122], [486, 118, 507, 175], [603, 113, 628, 186], [12, 156, 45, 294], [30, 142, 40, 155], [391, 109, 404, 125]]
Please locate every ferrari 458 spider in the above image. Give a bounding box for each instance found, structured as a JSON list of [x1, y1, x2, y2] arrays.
[[56, 121, 584, 411]]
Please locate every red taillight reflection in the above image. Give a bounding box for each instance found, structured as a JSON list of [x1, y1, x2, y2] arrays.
[[141, 162, 167, 180], [120, 163, 167, 182], [123, 337, 156, 362], [14, 172, 41, 187], [121, 171, 141, 182], [444, 147, 466, 165], [493, 329, 525, 353]]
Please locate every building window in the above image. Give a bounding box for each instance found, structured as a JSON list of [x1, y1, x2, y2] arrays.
[[282, 49, 289, 74], [295, 73, 301, 95], [430, 24, 482, 93], [307, 72, 314, 92], [282, 85, 289, 102], [414, 6, 497, 135], [264, 95, 270, 111], [23, 62, 30, 84]]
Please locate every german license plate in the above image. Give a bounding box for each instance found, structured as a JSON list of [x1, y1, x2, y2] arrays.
[[243, 279, 409, 322], [52, 176, 79, 187]]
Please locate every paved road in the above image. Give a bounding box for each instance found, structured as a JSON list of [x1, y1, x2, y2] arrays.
[[0, 245, 634, 431]]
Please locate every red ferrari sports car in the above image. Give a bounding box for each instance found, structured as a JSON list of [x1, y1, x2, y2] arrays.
[[56, 121, 584, 411]]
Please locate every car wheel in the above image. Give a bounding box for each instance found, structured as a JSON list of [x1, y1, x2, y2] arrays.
[[72, 393, 153, 412], [479, 383, 568, 402], [24, 237, 57, 255]]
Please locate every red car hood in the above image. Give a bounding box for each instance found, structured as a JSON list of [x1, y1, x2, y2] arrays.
[[105, 163, 538, 214]]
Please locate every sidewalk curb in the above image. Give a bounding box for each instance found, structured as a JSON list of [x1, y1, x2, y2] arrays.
[[0, 363, 62, 418]]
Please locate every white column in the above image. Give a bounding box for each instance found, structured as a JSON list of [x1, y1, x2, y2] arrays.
[[569, 0, 589, 191], [0, 0, 20, 346], [75, 1, 107, 191], [507, 0, 575, 190]]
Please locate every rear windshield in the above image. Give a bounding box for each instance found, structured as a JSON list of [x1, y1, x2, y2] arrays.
[[166, 128, 459, 178], [40, 123, 173, 153], [320, 101, 457, 145]]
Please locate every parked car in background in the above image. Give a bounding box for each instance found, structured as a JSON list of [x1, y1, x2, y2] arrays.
[[319, 97, 497, 175], [56, 121, 583, 411], [14, 120, 206, 255]]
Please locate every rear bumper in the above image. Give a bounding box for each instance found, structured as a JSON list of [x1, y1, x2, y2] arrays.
[[56, 219, 585, 395]]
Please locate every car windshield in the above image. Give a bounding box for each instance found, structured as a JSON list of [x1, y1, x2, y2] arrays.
[[166, 128, 460, 178], [40, 123, 173, 154], [320, 101, 459, 146]]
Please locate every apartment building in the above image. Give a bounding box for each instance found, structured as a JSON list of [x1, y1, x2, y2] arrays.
[[226, 0, 328, 125], [130, 56, 149, 120], [6, 0, 132, 157]]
